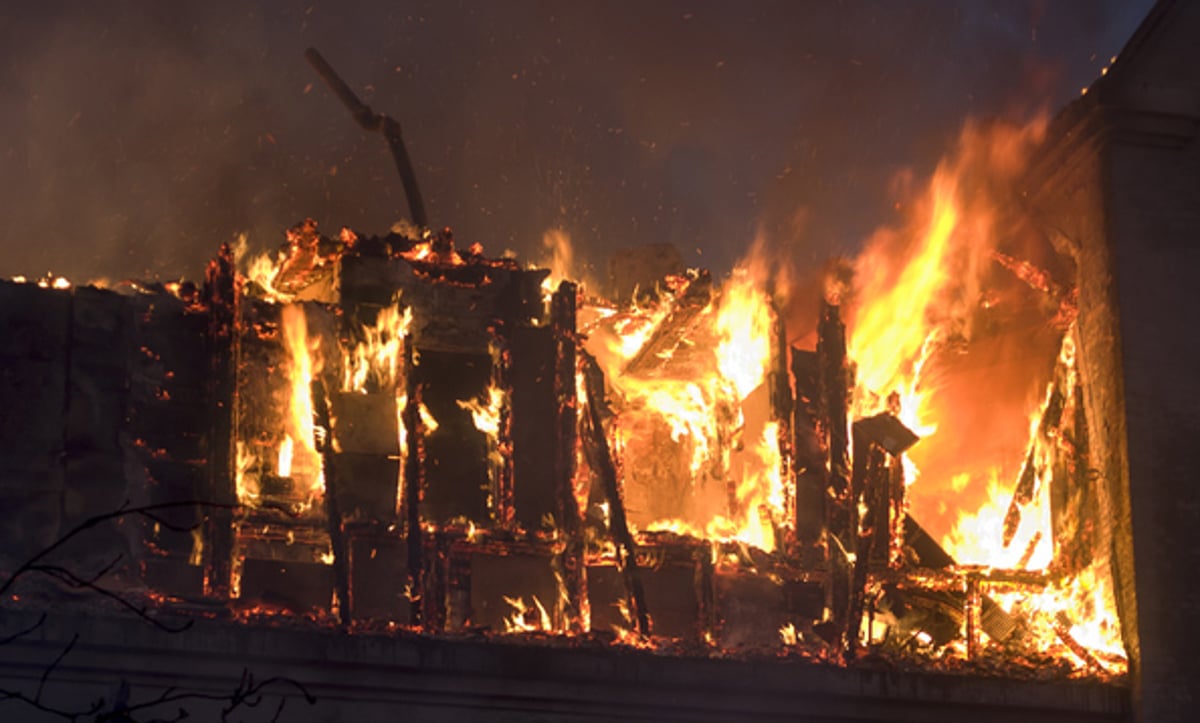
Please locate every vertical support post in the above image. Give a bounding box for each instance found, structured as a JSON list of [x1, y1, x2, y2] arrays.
[[844, 428, 887, 662], [203, 243, 238, 598], [817, 301, 852, 642], [551, 281, 584, 632], [312, 378, 352, 627], [580, 350, 650, 636], [496, 337, 515, 529], [402, 342, 425, 626], [768, 299, 794, 551], [791, 349, 826, 562], [965, 575, 982, 660]]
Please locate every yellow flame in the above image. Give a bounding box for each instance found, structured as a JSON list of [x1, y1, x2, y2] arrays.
[[502, 594, 553, 633], [343, 302, 412, 393], [539, 228, 575, 299], [419, 401, 440, 434], [277, 435, 295, 479], [280, 303, 325, 501], [779, 622, 798, 646], [245, 249, 290, 302], [457, 385, 505, 439], [594, 260, 785, 552]]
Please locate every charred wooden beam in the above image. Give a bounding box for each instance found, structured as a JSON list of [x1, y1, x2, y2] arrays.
[[493, 332, 516, 528], [768, 299, 794, 550], [844, 421, 890, 661], [790, 349, 826, 557], [900, 516, 1019, 643], [856, 411, 918, 567], [312, 378, 352, 627], [816, 301, 853, 639], [551, 282, 585, 632], [1054, 379, 1096, 575], [203, 243, 238, 598], [402, 343, 425, 626], [817, 301, 851, 534], [580, 349, 650, 636], [509, 325, 556, 529], [304, 48, 427, 229], [1002, 382, 1066, 547]]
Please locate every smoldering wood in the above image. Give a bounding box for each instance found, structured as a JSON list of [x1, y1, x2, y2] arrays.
[[489, 332, 515, 529], [420, 530, 453, 632], [1053, 381, 1097, 575], [791, 349, 827, 555], [312, 379, 352, 626], [551, 281, 585, 632], [818, 302, 852, 546], [768, 299, 794, 550], [204, 245, 239, 598], [898, 516, 1020, 643], [853, 412, 918, 569], [509, 325, 557, 529], [815, 301, 854, 644], [402, 343, 424, 626], [347, 523, 409, 623], [844, 435, 888, 661], [1002, 376, 1066, 547], [579, 349, 650, 636]]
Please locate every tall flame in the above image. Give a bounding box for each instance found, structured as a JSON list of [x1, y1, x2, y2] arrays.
[[843, 115, 1125, 672], [280, 303, 324, 501]]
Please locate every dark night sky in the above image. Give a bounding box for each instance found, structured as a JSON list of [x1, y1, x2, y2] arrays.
[[0, 0, 1155, 284]]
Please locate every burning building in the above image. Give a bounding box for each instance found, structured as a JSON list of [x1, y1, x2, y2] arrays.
[[1, 2, 1198, 721]]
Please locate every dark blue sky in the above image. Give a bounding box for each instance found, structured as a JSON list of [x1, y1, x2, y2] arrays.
[[0, 0, 1155, 282]]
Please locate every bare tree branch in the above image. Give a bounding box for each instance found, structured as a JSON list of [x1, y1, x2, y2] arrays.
[[35, 634, 77, 703], [0, 499, 318, 722], [0, 499, 236, 599], [0, 612, 46, 647], [28, 564, 193, 633]]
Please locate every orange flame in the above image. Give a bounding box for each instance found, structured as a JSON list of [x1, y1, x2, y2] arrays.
[[594, 258, 786, 552], [279, 303, 325, 504], [845, 115, 1124, 671]]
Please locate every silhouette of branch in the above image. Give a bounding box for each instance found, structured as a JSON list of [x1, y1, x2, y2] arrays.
[[0, 499, 236, 599], [35, 634, 77, 702], [0, 499, 318, 722], [97, 668, 316, 723], [29, 564, 192, 633], [0, 612, 46, 647]]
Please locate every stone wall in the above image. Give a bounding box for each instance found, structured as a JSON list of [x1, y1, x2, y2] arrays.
[[1024, 2, 1200, 718]]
